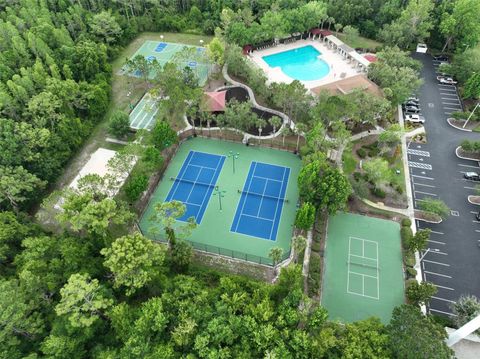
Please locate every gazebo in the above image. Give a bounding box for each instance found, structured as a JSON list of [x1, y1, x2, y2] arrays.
[[309, 28, 322, 39], [242, 45, 253, 55], [202, 91, 227, 112], [364, 54, 377, 63]]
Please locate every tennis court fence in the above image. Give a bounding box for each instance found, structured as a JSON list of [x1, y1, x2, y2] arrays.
[[141, 229, 290, 267]]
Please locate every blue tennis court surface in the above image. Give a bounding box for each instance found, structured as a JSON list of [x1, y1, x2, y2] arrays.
[[231, 162, 290, 241], [165, 151, 225, 224], [155, 42, 167, 52]]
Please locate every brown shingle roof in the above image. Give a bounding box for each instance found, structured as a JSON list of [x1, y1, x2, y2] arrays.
[[311, 75, 383, 98]]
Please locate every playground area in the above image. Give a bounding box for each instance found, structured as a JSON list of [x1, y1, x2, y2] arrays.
[[139, 137, 301, 265], [126, 40, 211, 85], [322, 212, 404, 323]]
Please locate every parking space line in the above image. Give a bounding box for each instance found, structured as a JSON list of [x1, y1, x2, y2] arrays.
[[425, 271, 452, 278], [431, 296, 456, 304], [458, 163, 479, 169], [427, 239, 445, 245], [473, 220, 480, 224], [413, 182, 435, 188], [412, 174, 434, 180], [442, 101, 460, 105], [441, 94, 458, 97], [409, 162, 432, 170], [435, 285, 454, 291], [475, 229, 480, 233], [423, 259, 450, 266], [414, 190, 437, 196], [464, 186, 477, 190], [430, 230, 444, 235], [444, 111, 453, 115], [443, 107, 462, 110], [430, 250, 448, 255], [429, 308, 456, 316], [423, 270, 452, 279]]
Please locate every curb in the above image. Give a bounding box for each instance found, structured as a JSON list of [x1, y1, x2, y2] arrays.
[[447, 118, 472, 132], [455, 146, 480, 162], [468, 195, 480, 205], [414, 217, 443, 224]]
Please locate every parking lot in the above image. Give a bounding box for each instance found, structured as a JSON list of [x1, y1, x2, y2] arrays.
[[409, 53, 480, 317]]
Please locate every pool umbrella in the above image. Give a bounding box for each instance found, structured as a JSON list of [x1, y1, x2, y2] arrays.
[[202, 91, 227, 112]]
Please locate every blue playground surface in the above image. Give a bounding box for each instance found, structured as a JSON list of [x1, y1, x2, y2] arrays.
[[165, 151, 225, 224], [231, 162, 290, 241]]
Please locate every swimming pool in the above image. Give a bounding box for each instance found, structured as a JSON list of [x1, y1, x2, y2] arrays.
[[262, 45, 330, 81]]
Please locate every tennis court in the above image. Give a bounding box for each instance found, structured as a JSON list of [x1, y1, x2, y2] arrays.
[[322, 213, 404, 323], [127, 40, 211, 85], [231, 162, 290, 241], [129, 93, 158, 130], [166, 151, 225, 224], [139, 138, 301, 264]]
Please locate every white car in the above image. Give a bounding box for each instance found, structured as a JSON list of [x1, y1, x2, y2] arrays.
[[405, 114, 425, 124], [437, 76, 458, 85]]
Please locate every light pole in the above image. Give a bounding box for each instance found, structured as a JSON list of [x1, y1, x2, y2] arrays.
[[463, 101, 480, 129], [199, 39, 204, 46], [228, 151, 239, 174], [160, 35, 164, 41], [213, 186, 226, 211], [416, 248, 440, 269]]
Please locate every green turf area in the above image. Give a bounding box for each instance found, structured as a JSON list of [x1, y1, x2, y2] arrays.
[[322, 212, 404, 323], [139, 137, 301, 264], [129, 40, 211, 85]]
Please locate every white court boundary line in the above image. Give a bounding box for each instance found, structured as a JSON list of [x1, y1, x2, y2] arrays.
[[347, 236, 379, 300]]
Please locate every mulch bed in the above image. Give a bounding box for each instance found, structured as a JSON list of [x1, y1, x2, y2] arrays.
[[457, 147, 480, 161], [414, 210, 442, 223]]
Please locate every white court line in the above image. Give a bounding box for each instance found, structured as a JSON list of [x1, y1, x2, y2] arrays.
[[458, 163, 479, 169], [431, 296, 456, 304], [423, 259, 450, 266], [429, 308, 457, 316], [424, 271, 452, 278], [253, 175, 283, 183], [427, 239, 445, 245], [436, 284, 454, 291], [415, 190, 437, 196], [412, 174, 434, 180], [234, 162, 257, 232], [241, 213, 274, 222]]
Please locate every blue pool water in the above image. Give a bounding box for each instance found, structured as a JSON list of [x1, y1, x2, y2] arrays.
[[262, 45, 330, 81]]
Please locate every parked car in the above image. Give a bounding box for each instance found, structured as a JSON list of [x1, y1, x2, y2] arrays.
[[403, 105, 420, 113], [407, 96, 420, 103], [433, 55, 449, 62], [404, 100, 419, 107], [437, 76, 458, 85], [405, 114, 425, 123], [464, 172, 480, 181]]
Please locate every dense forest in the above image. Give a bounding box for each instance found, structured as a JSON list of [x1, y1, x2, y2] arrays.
[[1, 0, 478, 357]]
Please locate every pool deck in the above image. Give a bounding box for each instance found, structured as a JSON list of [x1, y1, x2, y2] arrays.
[[249, 39, 360, 90]]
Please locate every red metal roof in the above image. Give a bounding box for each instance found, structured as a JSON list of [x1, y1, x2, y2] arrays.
[[364, 54, 378, 62], [202, 91, 227, 112], [319, 30, 332, 36]]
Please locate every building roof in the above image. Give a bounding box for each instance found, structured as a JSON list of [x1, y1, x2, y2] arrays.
[[310, 28, 322, 35], [325, 35, 344, 47], [349, 50, 372, 68], [311, 74, 383, 98], [364, 54, 377, 62], [339, 44, 353, 53], [202, 91, 227, 112]]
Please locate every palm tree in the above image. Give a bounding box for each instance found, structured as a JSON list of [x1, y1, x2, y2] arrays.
[[334, 23, 343, 37], [186, 105, 197, 135], [216, 113, 226, 139], [292, 235, 307, 264], [327, 17, 335, 31], [281, 126, 291, 148], [270, 116, 282, 147], [295, 123, 307, 153], [255, 118, 267, 145]]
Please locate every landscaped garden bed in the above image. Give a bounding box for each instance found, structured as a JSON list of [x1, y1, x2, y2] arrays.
[[456, 143, 480, 161], [468, 195, 480, 205], [344, 134, 407, 208], [414, 210, 442, 223]]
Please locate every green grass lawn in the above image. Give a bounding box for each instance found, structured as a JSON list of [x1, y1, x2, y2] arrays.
[[342, 142, 356, 175], [336, 33, 382, 50]]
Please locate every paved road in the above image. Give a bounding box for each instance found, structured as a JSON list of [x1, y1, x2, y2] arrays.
[[409, 53, 480, 317]]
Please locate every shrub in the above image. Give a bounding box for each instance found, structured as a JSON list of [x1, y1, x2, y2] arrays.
[[419, 198, 450, 219], [400, 226, 413, 248], [368, 147, 380, 157], [401, 218, 412, 227], [150, 121, 178, 150], [404, 252, 416, 267], [353, 172, 362, 181], [124, 174, 148, 202], [406, 267, 417, 278], [307, 253, 322, 297], [406, 281, 437, 306], [295, 202, 316, 230], [108, 110, 130, 138], [356, 148, 367, 158], [311, 240, 321, 252], [396, 185, 403, 194], [371, 187, 386, 198], [352, 179, 370, 198]]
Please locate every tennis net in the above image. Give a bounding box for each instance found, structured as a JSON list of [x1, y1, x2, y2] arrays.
[[237, 189, 289, 203], [348, 256, 378, 269], [170, 177, 216, 189]]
